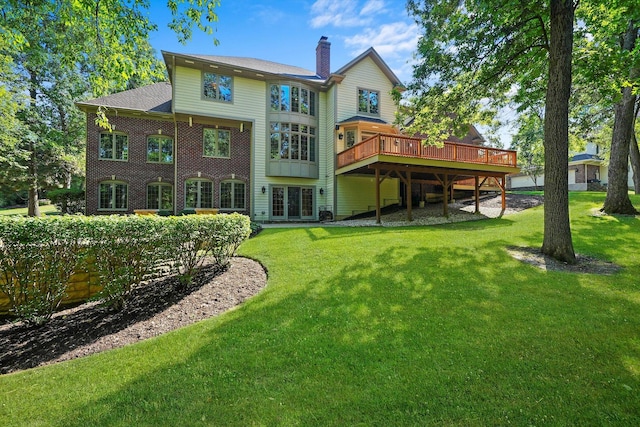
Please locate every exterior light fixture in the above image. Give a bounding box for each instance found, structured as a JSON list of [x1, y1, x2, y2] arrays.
[[320, 188, 324, 195], [338, 133, 344, 140], [262, 186, 266, 194]]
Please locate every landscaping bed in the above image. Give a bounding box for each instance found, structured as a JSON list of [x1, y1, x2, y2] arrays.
[[0, 257, 267, 374]]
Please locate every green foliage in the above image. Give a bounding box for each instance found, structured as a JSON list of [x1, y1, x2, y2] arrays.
[[47, 188, 85, 214], [87, 216, 165, 310], [511, 112, 545, 188], [403, 0, 550, 143], [160, 213, 251, 286], [0, 213, 251, 319], [206, 213, 252, 268], [1, 194, 640, 424], [0, 216, 86, 325], [0, 0, 220, 213]]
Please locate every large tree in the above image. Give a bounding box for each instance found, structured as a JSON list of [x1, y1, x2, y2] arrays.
[[0, 0, 220, 215], [406, 0, 577, 263], [577, 3, 639, 214], [631, 101, 640, 193]]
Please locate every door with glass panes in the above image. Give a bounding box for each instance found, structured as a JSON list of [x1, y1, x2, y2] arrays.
[[271, 186, 314, 220]]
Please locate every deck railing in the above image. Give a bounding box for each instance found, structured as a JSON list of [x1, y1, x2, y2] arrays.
[[336, 133, 518, 169]]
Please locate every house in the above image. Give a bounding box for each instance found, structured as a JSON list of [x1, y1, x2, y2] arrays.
[[507, 143, 634, 191], [77, 37, 519, 222]]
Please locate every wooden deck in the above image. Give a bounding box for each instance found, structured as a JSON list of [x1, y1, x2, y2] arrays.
[[335, 133, 519, 224], [336, 133, 517, 170]]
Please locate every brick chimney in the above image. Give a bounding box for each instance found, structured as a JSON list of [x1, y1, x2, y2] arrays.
[[316, 36, 331, 79]]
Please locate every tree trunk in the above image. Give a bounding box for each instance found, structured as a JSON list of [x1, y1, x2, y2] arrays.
[[629, 101, 640, 194], [541, 0, 576, 263], [27, 69, 40, 217], [631, 128, 640, 195], [602, 21, 639, 214]]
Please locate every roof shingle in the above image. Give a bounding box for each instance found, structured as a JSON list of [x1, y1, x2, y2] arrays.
[[77, 82, 172, 113]]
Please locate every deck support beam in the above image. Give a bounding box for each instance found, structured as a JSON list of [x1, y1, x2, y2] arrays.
[[407, 170, 412, 222], [474, 175, 480, 213], [375, 167, 381, 224]]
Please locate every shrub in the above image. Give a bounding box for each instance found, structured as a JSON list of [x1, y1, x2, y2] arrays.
[[87, 216, 165, 310], [0, 216, 86, 325], [207, 213, 251, 268], [47, 188, 85, 214], [0, 213, 252, 320]]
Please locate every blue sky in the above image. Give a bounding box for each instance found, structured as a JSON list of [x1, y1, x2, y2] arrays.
[[147, 0, 420, 85]]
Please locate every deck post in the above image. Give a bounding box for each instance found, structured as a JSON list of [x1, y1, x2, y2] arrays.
[[443, 174, 449, 217], [501, 176, 506, 211], [407, 170, 412, 222], [375, 167, 381, 224], [474, 175, 480, 213]]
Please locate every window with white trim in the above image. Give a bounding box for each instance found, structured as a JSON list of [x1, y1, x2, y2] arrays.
[[99, 181, 128, 210], [219, 180, 245, 210], [99, 133, 128, 161]]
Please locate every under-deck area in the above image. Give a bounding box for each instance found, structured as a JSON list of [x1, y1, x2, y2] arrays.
[[336, 134, 520, 223]]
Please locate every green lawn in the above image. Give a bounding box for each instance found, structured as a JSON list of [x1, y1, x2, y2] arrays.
[[1, 192, 639, 425], [0, 204, 57, 216]]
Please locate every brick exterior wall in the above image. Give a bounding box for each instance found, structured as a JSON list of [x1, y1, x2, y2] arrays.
[[85, 114, 251, 215], [175, 120, 251, 213], [316, 36, 331, 79]]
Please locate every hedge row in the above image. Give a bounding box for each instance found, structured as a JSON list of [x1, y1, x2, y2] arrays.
[[0, 213, 251, 325]]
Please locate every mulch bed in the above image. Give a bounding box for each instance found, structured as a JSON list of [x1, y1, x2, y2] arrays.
[[0, 257, 267, 375]]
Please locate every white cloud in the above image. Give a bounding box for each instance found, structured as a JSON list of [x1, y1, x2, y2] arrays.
[[360, 0, 386, 16], [344, 21, 420, 58], [310, 0, 387, 28]]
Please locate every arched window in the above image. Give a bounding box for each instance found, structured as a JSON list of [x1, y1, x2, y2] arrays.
[[219, 180, 245, 210], [185, 179, 213, 209], [147, 183, 173, 210], [99, 181, 128, 210]]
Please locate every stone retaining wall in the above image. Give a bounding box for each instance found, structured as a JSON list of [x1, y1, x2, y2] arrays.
[[0, 263, 101, 315]]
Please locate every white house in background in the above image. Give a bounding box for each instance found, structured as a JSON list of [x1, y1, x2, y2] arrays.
[[508, 143, 634, 191]]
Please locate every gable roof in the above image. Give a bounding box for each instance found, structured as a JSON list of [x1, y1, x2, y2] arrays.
[[332, 47, 403, 88], [162, 51, 322, 82], [76, 82, 172, 114]]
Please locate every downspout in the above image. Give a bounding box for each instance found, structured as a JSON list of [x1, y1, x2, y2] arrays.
[[172, 54, 178, 215], [332, 85, 338, 219]]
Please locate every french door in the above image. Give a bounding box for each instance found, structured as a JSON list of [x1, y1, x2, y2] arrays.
[[271, 186, 314, 220]]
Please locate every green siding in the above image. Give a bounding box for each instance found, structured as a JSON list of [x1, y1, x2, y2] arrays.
[[336, 175, 399, 219]]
